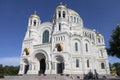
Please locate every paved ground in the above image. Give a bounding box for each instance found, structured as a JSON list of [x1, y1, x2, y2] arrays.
[[0, 74, 120, 80]]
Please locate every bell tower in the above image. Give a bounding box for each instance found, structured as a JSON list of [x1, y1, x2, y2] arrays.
[[28, 11, 41, 27], [20, 11, 41, 58], [24, 11, 40, 40], [53, 2, 69, 33]]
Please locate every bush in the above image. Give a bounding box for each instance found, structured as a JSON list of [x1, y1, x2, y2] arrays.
[[0, 74, 4, 78], [4, 65, 19, 76], [112, 62, 120, 76], [0, 64, 4, 78]]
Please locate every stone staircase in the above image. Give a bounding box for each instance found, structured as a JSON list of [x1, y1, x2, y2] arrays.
[[0, 74, 82, 80], [0, 74, 120, 80]]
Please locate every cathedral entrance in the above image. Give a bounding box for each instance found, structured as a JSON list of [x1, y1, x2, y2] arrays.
[[35, 53, 46, 74], [57, 62, 64, 74], [56, 56, 64, 74], [23, 59, 29, 74], [24, 65, 29, 74], [39, 58, 46, 74]]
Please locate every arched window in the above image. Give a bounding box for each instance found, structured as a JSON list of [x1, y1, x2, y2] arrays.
[[87, 60, 89, 68], [77, 18, 79, 23], [85, 32, 87, 36], [33, 20, 36, 26], [101, 63, 105, 69], [74, 17, 76, 23], [63, 11, 65, 18], [71, 16, 73, 22], [98, 38, 101, 43], [85, 43, 88, 52], [58, 11, 61, 18], [42, 30, 49, 43], [100, 50, 103, 57], [76, 59, 79, 67], [59, 23, 61, 31], [75, 42, 78, 52]]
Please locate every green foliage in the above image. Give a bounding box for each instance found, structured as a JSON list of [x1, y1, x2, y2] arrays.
[[112, 62, 120, 76], [4, 66, 19, 76], [108, 24, 120, 58], [0, 64, 4, 78], [0, 64, 19, 77]]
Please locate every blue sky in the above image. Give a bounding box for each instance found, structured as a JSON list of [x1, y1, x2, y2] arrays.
[[0, 0, 120, 66]]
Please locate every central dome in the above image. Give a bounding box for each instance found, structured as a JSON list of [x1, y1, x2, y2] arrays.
[[54, 3, 83, 27], [68, 9, 79, 16]]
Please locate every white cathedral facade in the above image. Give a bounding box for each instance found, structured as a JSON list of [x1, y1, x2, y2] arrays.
[[19, 3, 110, 75]]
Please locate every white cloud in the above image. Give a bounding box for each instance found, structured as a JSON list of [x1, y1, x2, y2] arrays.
[[0, 57, 20, 66]]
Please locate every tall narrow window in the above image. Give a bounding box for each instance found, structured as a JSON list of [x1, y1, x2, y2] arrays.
[[77, 18, 79, 23], [42, 30, 49, 43], [74, 17, 76, 23], [63, 11, 65, 18], [98, 38, 101, 43], [71, 16, 73, 22], [58, 11, 61, 18], [87, 60, 89, 68], [59, 23, 61, 31], [34, 20, 36, 26], [76, 59, 79, 67], [75, 42, 78, 51], [101, 63, 105, 69], [85, 43, 88, 52]]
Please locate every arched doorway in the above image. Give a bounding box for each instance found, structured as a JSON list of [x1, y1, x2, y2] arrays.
[[23, 59, 29, 74], [24, 65, 29, 74], [56, 56, 64, 74], [35, 53, 46, 74], [40, 59, 46, 74]]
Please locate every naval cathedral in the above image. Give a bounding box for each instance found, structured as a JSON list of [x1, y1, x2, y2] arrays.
[[18, 3, 110, 75]]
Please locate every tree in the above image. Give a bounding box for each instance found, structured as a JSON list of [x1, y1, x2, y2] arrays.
[[4, 66, 19, 76], [0, 64, 4, 78], [112, 62, 120, 76], [108, 24, 120, 58]]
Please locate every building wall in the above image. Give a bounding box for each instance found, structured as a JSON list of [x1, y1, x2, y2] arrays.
[[19, 4, 110, 75]]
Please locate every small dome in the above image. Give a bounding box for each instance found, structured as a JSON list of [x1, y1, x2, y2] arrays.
[[68, 9, 79, 16], [30, 13, 40, 19], [57, 2, 66, 9], [96, 33, 103, 37], [57, 5, 66, 9]]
